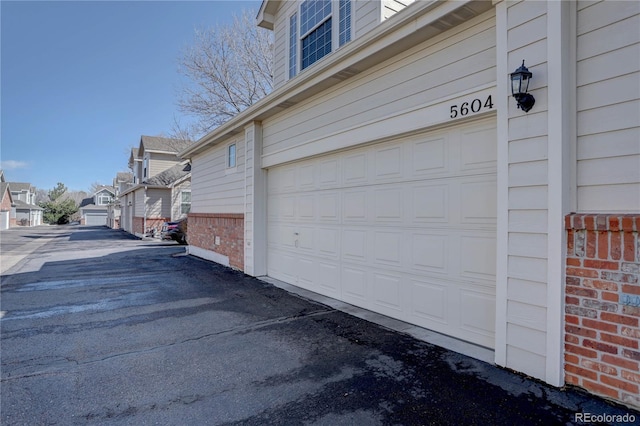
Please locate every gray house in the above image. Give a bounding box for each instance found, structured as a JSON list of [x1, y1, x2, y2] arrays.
[[8, 182, 42, 227]]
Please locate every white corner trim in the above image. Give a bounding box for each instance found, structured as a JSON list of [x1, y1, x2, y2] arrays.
[[545, 0, 576, 388], [494, 0, 509, 369]]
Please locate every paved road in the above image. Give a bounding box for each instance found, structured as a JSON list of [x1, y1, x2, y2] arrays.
[[1, 226, 637, 425]]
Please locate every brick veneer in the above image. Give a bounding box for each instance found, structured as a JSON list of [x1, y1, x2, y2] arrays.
[[132, 216, 170, 235], [564, 214, 640, 409], [187, 213, 244, 270]]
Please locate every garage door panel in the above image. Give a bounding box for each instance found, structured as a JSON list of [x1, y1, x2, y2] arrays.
[[317, 262, 340, 294], [297, 195, 315, 220], [411, 279, 448, 323], [268, 195, 296, 219], [460, 125, 497, 171], [319, 159, 340, 187], [374, 187, 404, 222], [268, 251, 297, 284], [267, 118, 496, 348], [343, 190, 369, 222], [374, 231, 403, 266], [316, 228, 339, 257], [411, 233, 448, 273], [344, 152, 368, 184], [297, 164, 315, 189], [374, 145, 404, 181], [342, 229, 368, 262], [297, 257, 317, 289], [342, 266, 368, 301], [460, 234, 497, 281], [372, 273, 403, 313], [412, 184, 449, 223], [296, 226, 316, 252], [318, 193, 340, 222], [460, 177, 497, 224], [459, 289, 496, 347], [412, 135, 449, 175]]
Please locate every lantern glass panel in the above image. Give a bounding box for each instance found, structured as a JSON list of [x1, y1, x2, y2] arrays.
[[511, 74, 522, 95]]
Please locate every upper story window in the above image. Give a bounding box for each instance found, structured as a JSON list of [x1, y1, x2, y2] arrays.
[[143, 156, 149, 180], [227, 143, 237, 168], [181, 190, 191, 215], [97, 193, 113, 205], [289, 0, 352, 78]]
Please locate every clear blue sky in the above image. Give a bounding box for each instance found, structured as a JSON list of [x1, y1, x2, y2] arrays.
[[1, 0, 261, 192]]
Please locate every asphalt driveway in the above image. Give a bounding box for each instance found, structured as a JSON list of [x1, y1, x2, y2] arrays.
[[1, 226, 637, 425]]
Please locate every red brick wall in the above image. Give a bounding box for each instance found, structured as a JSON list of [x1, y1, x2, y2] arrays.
[[132, 217, 169, 235], [565, 214, 640, 409], [1, 190, 12, 212], [188, 213, 244, 270]]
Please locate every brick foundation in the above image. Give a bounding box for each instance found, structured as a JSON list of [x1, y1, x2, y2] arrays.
[[188, 213, 244, 270], [565, 214, 640, 409]]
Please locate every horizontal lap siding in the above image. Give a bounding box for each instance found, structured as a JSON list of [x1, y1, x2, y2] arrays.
[[576, 1, 640, 213], [191, 138, 244, 214], [149, 153, 181, 178], [262, 10, 496, 160], [147, 189, 170, 217]]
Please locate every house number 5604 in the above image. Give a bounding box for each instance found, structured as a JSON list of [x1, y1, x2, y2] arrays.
[[450, 95, 493, 119]]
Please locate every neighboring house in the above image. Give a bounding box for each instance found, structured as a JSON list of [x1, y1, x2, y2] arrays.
[[78, 186, 115, 226], [180, 0, 640, 409], [107, 172, 134, 229], [119, 136, 192, 237], [8, 182, 43, 227], [0, 171, 14, 230]]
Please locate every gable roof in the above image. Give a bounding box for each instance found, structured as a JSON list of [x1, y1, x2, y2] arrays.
[[94, 186, 115, 196], [13, 199, 43, 210], [8, 182, 33, 192], [116, 172, 133, 182], [0, 182, 14, 205], [143, 161, 191, 186], [139, 136, 192, 155]]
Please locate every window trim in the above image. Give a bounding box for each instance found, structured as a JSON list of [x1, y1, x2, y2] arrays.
[[180, 190, 191, 215], [226, 142, 237, 173]]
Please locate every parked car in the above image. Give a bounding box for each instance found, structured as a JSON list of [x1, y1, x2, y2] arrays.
[[161, 218, 187, 244]]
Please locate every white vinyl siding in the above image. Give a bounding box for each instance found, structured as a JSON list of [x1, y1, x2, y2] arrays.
[[147, 189, 171, 217], [172, 180, 191, 220], [148, 153, 182, 179], [500, 0, 550, 382], [191, 139, 245, 214], [263, 10, 496, 162], [354, 0, 379, 38], [576, 0, 640, 212]]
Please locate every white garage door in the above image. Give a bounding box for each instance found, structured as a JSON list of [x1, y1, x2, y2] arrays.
[[267, 118, 497, 348], [85, 214, 107, 226]]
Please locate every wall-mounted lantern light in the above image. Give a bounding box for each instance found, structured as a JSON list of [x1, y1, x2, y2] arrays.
[[510, 60, 535, 112]]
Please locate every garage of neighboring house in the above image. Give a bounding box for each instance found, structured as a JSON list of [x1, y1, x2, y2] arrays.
[[84, 212, 107, 226], [267, 118, 497, 348]]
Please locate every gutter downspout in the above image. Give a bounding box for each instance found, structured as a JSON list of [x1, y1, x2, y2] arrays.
[[144, 186, 148, 236]]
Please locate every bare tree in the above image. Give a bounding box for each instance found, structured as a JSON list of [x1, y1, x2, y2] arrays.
[[175, 8, 274, 138]]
